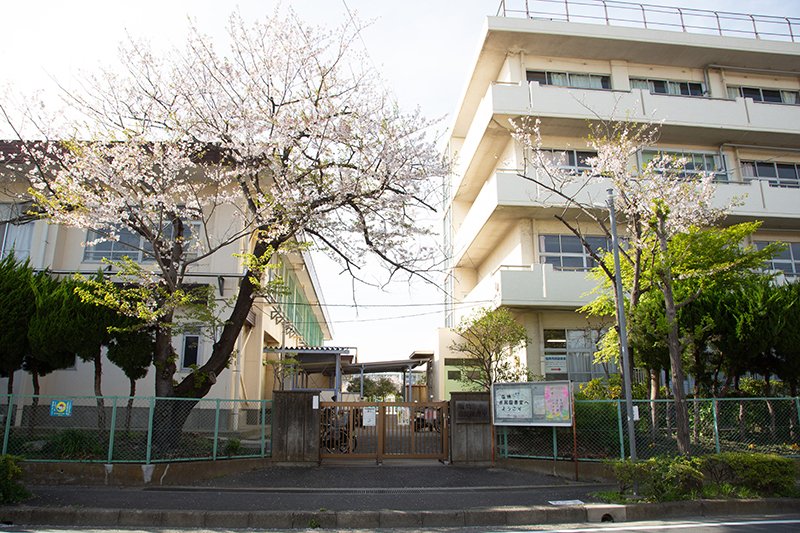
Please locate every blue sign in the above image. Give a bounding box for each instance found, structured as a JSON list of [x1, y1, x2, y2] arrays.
[[50, 400, 73, 417]]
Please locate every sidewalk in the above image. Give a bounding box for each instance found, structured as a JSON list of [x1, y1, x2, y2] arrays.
[[2, 460, 799, 529]]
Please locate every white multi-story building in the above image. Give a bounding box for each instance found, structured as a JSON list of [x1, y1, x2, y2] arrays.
[[435, 0, 800, 399], [0, 143, 333, 402]]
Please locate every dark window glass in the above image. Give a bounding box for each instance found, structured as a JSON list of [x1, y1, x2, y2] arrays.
[[543, 256, 562, 268], [755, 162, 777, 178], [561, 256, 584, 269], [183, 335, 199, 367], [447, 370, 461, 380], [585, 236, 609, 253], [761, 89, 783, 103], [526, 71, 547, 84], [544, 329, 567, 348], [776, 164, 798, 185], [542, 235, 561, 252], [652, 80, 667, 94], [560, 235, 583, 253], [742, 87, 762, 101], [576, 151, 595, 168], [600, 76, 611, 89], [688, 83, 704, 96]]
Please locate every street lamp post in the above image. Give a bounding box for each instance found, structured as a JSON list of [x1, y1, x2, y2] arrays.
[[606, 189, 638, 465]]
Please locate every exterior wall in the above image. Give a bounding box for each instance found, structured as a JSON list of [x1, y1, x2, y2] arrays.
[[0, 179, 331, 402], [434, 12, 800, 393]]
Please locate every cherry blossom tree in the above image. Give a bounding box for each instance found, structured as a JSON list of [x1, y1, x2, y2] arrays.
[[2, 10, 444, 437], [512, 117, 736, 454]]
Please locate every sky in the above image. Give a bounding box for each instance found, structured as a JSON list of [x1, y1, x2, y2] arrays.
[[2, 0, 799, 362]]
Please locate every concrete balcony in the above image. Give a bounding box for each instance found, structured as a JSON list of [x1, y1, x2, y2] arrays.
[[452, 171, 800, 267], [453, 263, 596, 324], [453, 81, 800, 202]]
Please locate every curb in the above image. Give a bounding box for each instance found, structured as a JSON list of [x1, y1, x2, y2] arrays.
[[2, 498, 798, 529]]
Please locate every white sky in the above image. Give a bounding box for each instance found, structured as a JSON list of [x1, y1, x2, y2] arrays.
[[2, 0, 799, 362]]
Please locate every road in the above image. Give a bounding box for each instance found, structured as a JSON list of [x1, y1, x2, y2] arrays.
[[2, 516, 799, 533]]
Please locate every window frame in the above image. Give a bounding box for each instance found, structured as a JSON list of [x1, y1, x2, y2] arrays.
[[543, 328, 616, 383], [539, 234, 612, 272], [741, 160, 800, 188], [181, 328, 202, 369], [727, 85, 800, 105], [527, 70, 611, 90], [630, 77, 706, 97], [754, 240, 800, 278], [639, 149, 727, 182], [0, 203, 34, 260], [83, 221, 203, 263]]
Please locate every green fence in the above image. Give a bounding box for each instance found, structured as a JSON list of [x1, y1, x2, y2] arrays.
[[497, 397, 800, 462], [0, 394, 272, 464]]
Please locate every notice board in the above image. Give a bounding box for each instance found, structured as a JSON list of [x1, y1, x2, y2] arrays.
[[491, 381, 572, 426]]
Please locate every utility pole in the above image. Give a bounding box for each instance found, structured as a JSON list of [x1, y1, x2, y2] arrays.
[[607, 189, 638, 466]]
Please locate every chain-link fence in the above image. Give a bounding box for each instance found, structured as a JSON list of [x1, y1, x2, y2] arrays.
[[497, 397, 800, 461], [0, 394, 272, 464]]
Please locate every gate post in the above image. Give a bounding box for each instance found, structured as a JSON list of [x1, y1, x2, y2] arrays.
[[272, 391, 320, 463], [450, 392, 492, 464]]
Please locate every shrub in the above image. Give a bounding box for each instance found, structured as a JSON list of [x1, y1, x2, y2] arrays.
[[43, 429, 104, 460], [701, 452, 797, 496], [611, 456, 704, 502], [0, 455, 30, 504], [223, 438, 242, 456]]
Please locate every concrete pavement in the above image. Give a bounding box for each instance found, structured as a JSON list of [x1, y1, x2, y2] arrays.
[[2, 460, 799, 529]]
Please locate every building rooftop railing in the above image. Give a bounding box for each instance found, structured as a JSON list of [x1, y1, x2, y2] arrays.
[[497, 0, 799, 43]]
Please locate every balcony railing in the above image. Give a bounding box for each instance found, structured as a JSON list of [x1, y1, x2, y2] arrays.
[[497, 0, 799, 43]]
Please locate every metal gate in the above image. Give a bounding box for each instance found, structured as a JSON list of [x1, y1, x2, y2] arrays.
[[319, 401, 448, 461]]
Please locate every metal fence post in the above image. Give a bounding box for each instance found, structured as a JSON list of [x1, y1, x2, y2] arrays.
[[3, 394, 14, 455], [107, 397, 118, 463], [145, 396, 155, 465], [261, 400, 267, 458], [795, 397, 800, 429], [712, 398, 721, 454], [213, 399, 221, 460], [552, 426, 558, 460], [616, 400, 625, 459]]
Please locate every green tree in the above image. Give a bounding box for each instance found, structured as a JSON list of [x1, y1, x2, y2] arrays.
[[450, 307, 529, 392], [0, 256, 35, 395], [346, 376, 399, 401], [106, 324, 155, 431]]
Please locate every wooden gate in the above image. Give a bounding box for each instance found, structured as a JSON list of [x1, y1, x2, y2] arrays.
[[319, 401, 448, 461]]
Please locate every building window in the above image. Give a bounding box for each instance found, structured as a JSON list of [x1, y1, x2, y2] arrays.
[[539, 234, 612, 271], [84, 221, 201, 262], [754, 241, 800, 277], [727, 86, 799, 105], [543, 329, 615, 383], [527, 70, 611, 90], [539, 149, 597, 173], [181, 329, 201, 368], [447, 370, 461, 381], [0, 203, 34, 260], [742, 161, 800, 188], [640, 149, 727, 182], [631, 78, 705, 96]]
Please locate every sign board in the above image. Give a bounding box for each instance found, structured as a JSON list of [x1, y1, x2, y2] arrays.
[[50, 400, 73, 417], [492, 381, 572, 427], [453, 400, 490, 424], [544, 355, 567, 374], [362, 406, 377, 427]]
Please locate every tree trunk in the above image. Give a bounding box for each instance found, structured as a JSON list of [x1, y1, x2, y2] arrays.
[[28, 372, 40, 436], [125, 378, 136, 433], [790, 381, 798, 441], [649, 368, 659, 444], [94, 351, 106, 433], [657, 230, 691, 455]]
